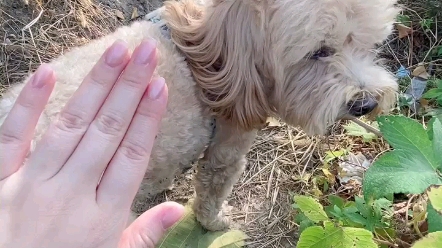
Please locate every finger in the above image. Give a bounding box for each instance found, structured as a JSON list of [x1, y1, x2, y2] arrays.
[[26, 40, 130, 179], [97, 77, 167, 206], [118, 202, 185, 248], [0, 64, 55, 180], [57, 39, 158, 185]]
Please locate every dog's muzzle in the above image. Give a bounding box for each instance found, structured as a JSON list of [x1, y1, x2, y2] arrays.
[[347, 96, 378, 117]]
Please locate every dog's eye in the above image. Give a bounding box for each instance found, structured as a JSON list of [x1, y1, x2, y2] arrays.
[[311, 47, 335, 59]]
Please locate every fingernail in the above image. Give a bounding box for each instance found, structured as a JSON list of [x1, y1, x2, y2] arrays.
[[31, 64, 53, 89], [147, 77, 165, 99], [105, 40, 128, 67], [133, 39, 156, 65], [161, 205, 185, 229]]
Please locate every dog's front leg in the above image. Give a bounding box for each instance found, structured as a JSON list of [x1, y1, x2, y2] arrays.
[[192, 118, 257, 231]]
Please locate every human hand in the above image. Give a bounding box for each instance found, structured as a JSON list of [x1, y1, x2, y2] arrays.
[[0, 39, 184, 248]]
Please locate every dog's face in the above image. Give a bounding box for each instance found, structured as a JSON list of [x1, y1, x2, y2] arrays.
[[271, 0, 400, 135], [165, 0, 400, 135]]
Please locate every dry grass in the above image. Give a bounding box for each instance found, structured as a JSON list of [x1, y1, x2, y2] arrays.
[[1, 0, 441, 247], [0, 0, 120, 89]]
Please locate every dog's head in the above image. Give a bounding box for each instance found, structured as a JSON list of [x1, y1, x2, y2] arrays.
[[164, 0, 400, 135]]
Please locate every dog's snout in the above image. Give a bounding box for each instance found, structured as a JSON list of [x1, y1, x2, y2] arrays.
[[347, 96, 378, 117]]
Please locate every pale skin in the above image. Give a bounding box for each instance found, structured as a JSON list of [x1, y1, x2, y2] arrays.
[[0, 39, 184, 247]]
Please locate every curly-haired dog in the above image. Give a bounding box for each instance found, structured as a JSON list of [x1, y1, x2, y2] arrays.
[[0, 0, 400, 231]]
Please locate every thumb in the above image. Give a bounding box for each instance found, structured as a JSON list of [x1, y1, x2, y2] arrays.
[[118, 202, 185, 248]]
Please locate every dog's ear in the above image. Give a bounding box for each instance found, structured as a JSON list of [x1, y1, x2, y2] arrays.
[[164, 0, 272, 130]]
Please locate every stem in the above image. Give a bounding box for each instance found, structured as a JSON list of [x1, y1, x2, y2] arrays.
[[350, 118, 383, 137]]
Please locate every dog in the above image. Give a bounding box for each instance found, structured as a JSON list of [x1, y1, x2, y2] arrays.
[[0, 0, 400, 231]]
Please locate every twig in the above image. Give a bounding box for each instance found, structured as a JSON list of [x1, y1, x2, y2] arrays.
[[350, 118, 383, 137], [373, 238, 399, 247], [22, 9, 44, 31], [19, 9, 44, 65], [395, 238, 412, 248]]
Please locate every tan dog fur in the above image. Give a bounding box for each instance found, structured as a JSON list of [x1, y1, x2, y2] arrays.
[[0, 0, 400, 231]]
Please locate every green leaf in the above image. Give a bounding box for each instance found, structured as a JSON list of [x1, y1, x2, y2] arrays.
[[342, 205, 358, 214], [363, 152, 442, 199], [293, 195, 329, 223], [323, 149, 348, 165], [427, 184, 442, 212], [199, 230, 247, 248], [363, 116, 442, 200], [297, 222, 377, 248], [378, 116, 438, 167], [431, 118, 442, 168], [373, 198, 393, 218], [373, 198, 393, 209], [355, 196, 370, 218], [299, 219, 316, 233], [295, 212, 317, 233], [423, 88, 442, 99], [437, 97, 442, 107], [157, 206, 204, 248], [343, 212, 367, 226], [328, 195, 345, 209], [328, 205, 343, 220], [343, 121, 377, 142], [294, 212, 308, 223], [397, 14, 411, 25], [157, 206, 246, 248], [437, 79, 442, 89], [411, 231, 442, 248], [427, 202, 442, 232], [427, 185, 442, 232], [427, 116, 442, 141], [354, 196, 382, 232]]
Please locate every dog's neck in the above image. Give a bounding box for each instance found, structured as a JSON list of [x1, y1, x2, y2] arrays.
[[145, 6, 218, 141], [145, 7, 171, 40]]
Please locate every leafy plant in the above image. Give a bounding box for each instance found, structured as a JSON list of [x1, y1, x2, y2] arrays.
[[293, 115, 442, 247], [292, 195, 393, 248], [362, 115, 442, 201], [396, 14, 411, 26], [420, 18, 434, 31], [426, 185, 442, 233], [360, 115, 442, 247], [422, 79, 442, 107], [297, 222, 377, 248], [409, 184, 442, 247]]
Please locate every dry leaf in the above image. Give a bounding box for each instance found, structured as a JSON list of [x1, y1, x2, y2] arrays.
[[115, 10, 125, 20], [420, 98, 430, 109], [396, 23, 412, 38], [131, 7, 139, 19], [337, 152, 371, 184], [412, 65, 430, 79]]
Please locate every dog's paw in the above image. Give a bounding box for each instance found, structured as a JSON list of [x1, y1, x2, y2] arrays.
[[196, 201, 233, 231], [198, 211, 231, 231]]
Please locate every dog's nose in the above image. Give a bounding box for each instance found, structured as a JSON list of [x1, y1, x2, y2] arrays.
[[347, 96, 378, 117]]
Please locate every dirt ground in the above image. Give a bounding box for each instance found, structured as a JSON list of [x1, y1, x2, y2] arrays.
[[0, 1, 390, 247]]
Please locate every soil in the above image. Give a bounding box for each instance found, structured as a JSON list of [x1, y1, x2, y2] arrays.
[[97, 0, 164, 19]]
